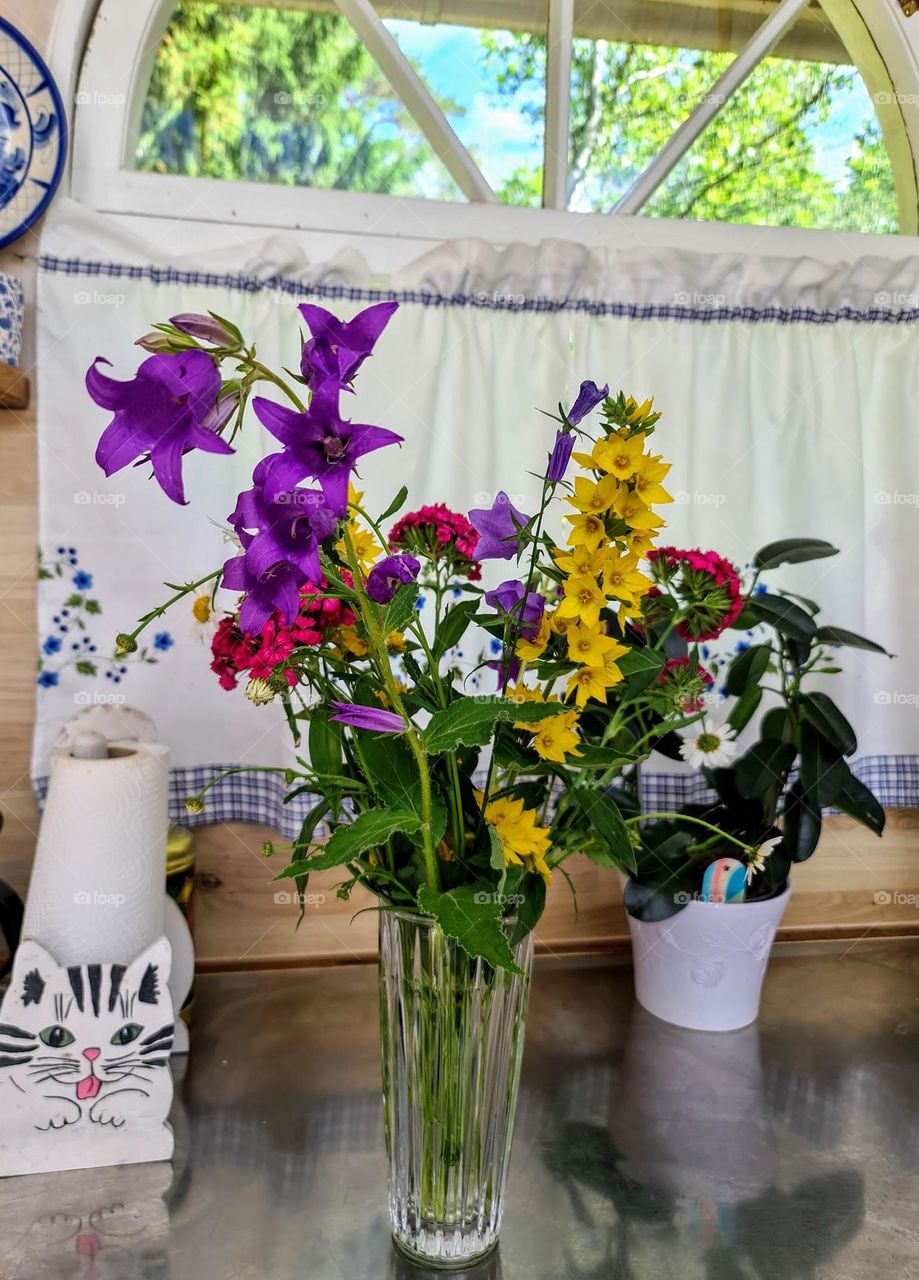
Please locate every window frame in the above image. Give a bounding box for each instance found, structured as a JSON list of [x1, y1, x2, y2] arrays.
[[56, 0, 919, 246]]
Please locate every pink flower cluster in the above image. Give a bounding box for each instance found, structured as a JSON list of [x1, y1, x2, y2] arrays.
[[647, 547, 744, 641], [389, 504, 482, 581], [210, 577, 355, 690]]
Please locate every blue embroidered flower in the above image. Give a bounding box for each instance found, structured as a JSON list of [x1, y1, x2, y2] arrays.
[[153, 631, 174, 651], [42, 635, 62, 655], [73, 571, 93, 589], [37, 671, 59, 688]]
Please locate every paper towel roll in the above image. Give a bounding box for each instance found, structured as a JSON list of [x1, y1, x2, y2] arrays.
[[23, 740, 170, 965]]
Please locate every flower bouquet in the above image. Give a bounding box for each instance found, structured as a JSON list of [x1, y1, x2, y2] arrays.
[[606, 538, 890, 1030], [86, 300, 772, 1264]]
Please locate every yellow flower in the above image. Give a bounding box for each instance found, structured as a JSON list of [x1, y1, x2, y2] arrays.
[[566, 665, 619, 707], [624, 396, 657, 427], [338, 626, 370, 657], [482, 793, 552, 883], [553, 543, 612, 577], [602, 551, 650, 603], [549, 609, 576, 637], [612, 486, 666, 532], [632, 453, 673, 507], [529, 710, 582, 764], [567, 622, 620, 667], [565, 510, 607, 548], [516, 612, 551, 661], [592, 432, 646, 481], [192, 594, 212, 625], [507, 682, 556, 728], [556, 574, 607, 627], [337, 522, 382, 573], [386, 630, 407, 653], [566, 474, 619, 515], [625, 527, 658, 557]]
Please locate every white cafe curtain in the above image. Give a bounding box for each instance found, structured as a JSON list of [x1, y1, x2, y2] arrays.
[[33, 197, 919, 831]]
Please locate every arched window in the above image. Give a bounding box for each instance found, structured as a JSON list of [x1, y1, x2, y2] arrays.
[[68, 0, 919, 240]]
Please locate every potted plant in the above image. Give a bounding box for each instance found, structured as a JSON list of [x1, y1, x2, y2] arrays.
[[85, 302, 764, 1266], [617, 540, 890, 1031]]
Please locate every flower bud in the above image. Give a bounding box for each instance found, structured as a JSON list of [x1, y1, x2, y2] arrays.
[[267, 672, 290, 693], [245, 677, 275, 705], [262, 841, 274, 858], [185, 795, 205, 814], [135, 332, 176, 353], [170, 312, 241, 348], [115, 633, 138, 654]]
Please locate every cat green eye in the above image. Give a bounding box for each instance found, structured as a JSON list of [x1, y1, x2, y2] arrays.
[[39, 1025, 75, 1048], [111, 1022, 143, 1046]]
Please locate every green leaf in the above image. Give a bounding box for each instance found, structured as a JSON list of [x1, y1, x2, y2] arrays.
[[747, 593, 817, 644], [813, 625, 890, 656], [74, 661, 97, 676], [308, 713, 342, 776], [383, 583, 419, 636], [433, 599, 478, 657], [800, 691, 857, 757], [377, 484, 408, 523], [735, 739, 797, 799], [64, 593, 84, 607], [833, 765, 886, 836], [424, 696, 563, 754], [753, 538, 839, 569], [509, 874, 547, 947], [84, 599, 101, 615], [570, 789, 636, 874], [417, 884, 523, 974], [486, 823, 505, 873], [799, 723, 847, 808], [781, 780, 822, 862], [725, 644, 771, 696], [351, 733, 447, 846], [616, 648, 666, 695], [274, 808, 421, 876], [727, 684, 763, 734], [760, 708, 788, 741]]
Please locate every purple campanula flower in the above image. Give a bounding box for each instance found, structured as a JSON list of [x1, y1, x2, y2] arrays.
[[547, 429, 575, 483], [329, 702, 406, 734], [252, 381, 402, 516], [221, 546, 303, 635], [486, 652, 521, 690], [484, 579, 545, 638], [467, 492, 532, 561], [366, 554, 421, 604], [229, 459, 338, 586], [299, 300, 398, 391], [88, 350, 233, 506], [566, 379, 609, 426]]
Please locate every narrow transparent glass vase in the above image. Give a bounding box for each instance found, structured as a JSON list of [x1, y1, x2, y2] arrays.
[[378, 907, 534, 1269]]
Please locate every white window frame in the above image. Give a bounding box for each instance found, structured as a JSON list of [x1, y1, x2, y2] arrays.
[[51, 0, 919, 257]]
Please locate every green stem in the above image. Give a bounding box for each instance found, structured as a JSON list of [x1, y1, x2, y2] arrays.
[[341, 528, 440, 894], [627, 811, 755, 854], [119, 569, 222, 652], [246, 358, 306, 411]]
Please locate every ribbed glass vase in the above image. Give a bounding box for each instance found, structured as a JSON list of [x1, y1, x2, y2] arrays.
[[378, 907, 534, 1269]]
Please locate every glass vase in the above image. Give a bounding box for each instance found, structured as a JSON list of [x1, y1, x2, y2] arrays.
[[378, 906, 534, 1269]]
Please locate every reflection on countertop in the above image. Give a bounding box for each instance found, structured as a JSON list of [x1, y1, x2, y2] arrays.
[[1, 941, 919, 1279]]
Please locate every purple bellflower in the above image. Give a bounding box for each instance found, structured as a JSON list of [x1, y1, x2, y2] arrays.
[[329, 702, 406, 734], [252, 380, 402, 516], [221, 546, 302, 635], [484, 579, 545, 639], [299, 300, 399, 391], [467, 492, 532, 562], [365, 554, 421, 605], [566, 379, 609, 426], [88, 350, 233, 506], [547, 430, 575, 483], [228, 461, 338, 587]]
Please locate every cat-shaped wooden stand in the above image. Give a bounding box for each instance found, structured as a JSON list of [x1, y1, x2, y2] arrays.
[[0, 937, 175, 1177]]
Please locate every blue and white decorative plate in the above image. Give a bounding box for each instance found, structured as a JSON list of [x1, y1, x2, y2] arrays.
[[0, 18, 66, 250]]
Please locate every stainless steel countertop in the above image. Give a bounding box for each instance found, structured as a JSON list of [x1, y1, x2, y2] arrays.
[[2, 942, 919, 1279]]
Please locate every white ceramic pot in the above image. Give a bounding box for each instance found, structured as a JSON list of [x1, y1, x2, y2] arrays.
[[626, 885, 792, 1031]]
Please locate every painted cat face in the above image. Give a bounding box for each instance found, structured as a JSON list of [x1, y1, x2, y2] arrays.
[[0, 938, 174, 1100]]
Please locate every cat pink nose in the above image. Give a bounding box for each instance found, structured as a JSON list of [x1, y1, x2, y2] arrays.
[[83, 1048, 100, 1062]]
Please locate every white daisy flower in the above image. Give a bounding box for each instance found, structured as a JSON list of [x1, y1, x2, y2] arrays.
[[745, 834, 782, 884], [679, 720, 738, 770], [190, 591, 219, 643]]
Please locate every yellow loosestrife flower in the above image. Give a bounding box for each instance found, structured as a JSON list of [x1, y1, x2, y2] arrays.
[[566, 474, 619, 515], [516, 612, 551, 661], [567, 623, 621, 667], [556, 574, 607, 628], [553, 543, 612, 577], [612, 486, 665, 532], [566, 664, 619, 707], [529, 711, 582, 764], [591, 432, 646, 480], [632, 453, 673, 507], [603, 551, 650, 603], [482, 793, 553, 885], [565, 510, 607, 548]]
